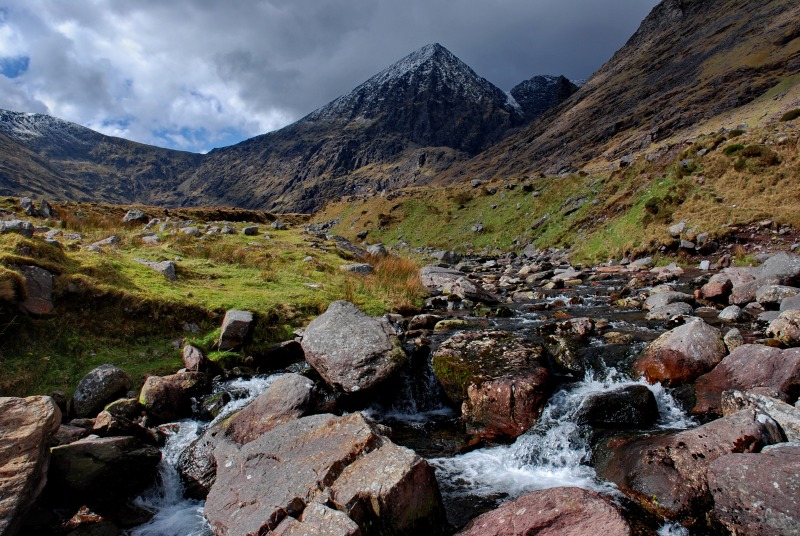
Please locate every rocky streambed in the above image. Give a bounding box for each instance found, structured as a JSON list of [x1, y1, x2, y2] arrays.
[[3, 245, 800, 536]]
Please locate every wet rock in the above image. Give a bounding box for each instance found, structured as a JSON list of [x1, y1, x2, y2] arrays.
[[693, 345, 800, 414], [72, 365, 133, 419], [204, 413, 445, 536], [602, 410, 782, 523], [49, 436, 161, 502], [408, 314, 443, 330], [0, 396, 61, 536], [51, 424, 90, 447], [19, 265, 55, 315], [139, 372, 208, 423], [226, 374, 314, 444], [756, 284, 800, 308], [218, 309, 253, 351], [432, 330, 552, 442], [644, 291, 693, 311], [766, 309, 800, 345], [258, 340, 305, 371], [543, 335, 584, 376], [575, 385, 659, 429], [433, 318, 483, 333], [91, 411, 154, 444], [634, 318, 725, 386], [0, 220, 35, 238], [301, 301, 406, 393], [272, 503, 360, 535], [121, 209, 149, 224], [340, 263, 373, 275], [717, 305, 744, 322], [646, 302, 694, 321], [721, 391, 800, 442], [555, 317, 595, 337], [456, 486, 631, 536], [708, 443, 800, 535]]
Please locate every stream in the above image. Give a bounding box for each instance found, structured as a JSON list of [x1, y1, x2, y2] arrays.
[[127, 269, 726, 535]]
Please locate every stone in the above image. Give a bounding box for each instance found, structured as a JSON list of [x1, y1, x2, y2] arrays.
[[442, 277, 499, 304], [717, 305, 744, 322], [646, 302, 694, 320], [19, 265, 55, 315], [72, 364, 133, 419], [575, 385, 659, 429], [668, 221, 686, 237], [643, 291, 693, 311], [91, 411, 154, 444], [766, 309, 800, 345], [757, 252, 800, 285], [139, 372, 208, 422], [48, 436, 161, 501], [699, 260, 711, 271], [301, 301, 406, 393], [218, 309, 254, 351], [340, 263, 373, 275], [134, 259, 177, 281], [0, 220, 34, 238], [723, 328, 744, 352], [271, 219, 287, 230], [555, 317, 595, 337], [258, 340, 305, 371], [756, 284, 800, 308], [708, 444, 800, 535], [693, 345, 800, 414], [602, 410, 782, 522], [634, 318, 725, 386], [419, 265, 466, 290], [431, 250, 461, 265], [721, 391, 800, 442], [408, 314, 444, 330], [781, 294, 800, 311], [92, 236, 120, 247], [272, 503, 360, 535], [432, 330, 552, 442], [226, 374, 314, 444], [456, 487, 631, 536], [366, 243, 388, 257], [51, 424, 90, 447], [701, 272, 735, 301], [121, 209, 148, 224], [204, 413, 445, 535], [182, 344, 209, 372], [242, 226, 259, 236], [628, 257, 653, 269], [0, 396, 61, 536]]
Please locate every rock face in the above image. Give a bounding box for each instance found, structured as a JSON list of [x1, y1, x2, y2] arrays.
[[301, 301, 407, 393], [204, 412, 446, 535], [693, 344, 800, 414], [72, 364, 133, 419], [456, 486, 631, 536], [432, 330, 552, 441], [509, 75, 579, 122], [19, 265, 55, 315], [633, 318, 725, 386], [0, 396, 61, 536], [218, 309, 254, 351], [602, 410, 782, 522], [48, 435, 161, 501], [575, 385, 659, 429], [709, 443, 800, 535]]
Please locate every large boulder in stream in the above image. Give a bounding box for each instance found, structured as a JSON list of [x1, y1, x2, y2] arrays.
[[575, 385, 659, 429], [633, 318, 725, 386], [0, 396, 61, 536], [419, 265, 499, 304], [301, 301, 407, 393], [177, 373, 316, 499], [204, 412, 446, 536], [601, 410, 782, 524], [693, 344, 800, 414], [432, 330, 552, 442], [139, 371, 208, 423], [708, 443, 800, 535], [72, 364, 133, 419], [456, 487, 631, 536]]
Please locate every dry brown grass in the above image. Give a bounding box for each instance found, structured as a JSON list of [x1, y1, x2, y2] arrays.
[[361, 254, 427, 314]]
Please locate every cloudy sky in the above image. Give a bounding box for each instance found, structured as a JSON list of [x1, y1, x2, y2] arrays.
[[0, 0, 660, 153]]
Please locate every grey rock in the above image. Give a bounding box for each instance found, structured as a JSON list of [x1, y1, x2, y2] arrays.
[[271, 220, 287, 230], [0, 220, 34, 238], [756, 284, 800, 307], [301, 301, 406, 393], [668, 221, 686, 237], [134, 259, 176, 281], [121, 209, 148, 223], [218, 310, 254, 351], [366, 243, 388, 257], [242, 226, 259, 236], [92, 236, 120, 247], [646, 301, 694, 320], [628, 257, 653, 269], [180, 227, 201, 237], [432, 250, 462, 265], [721, 391, 800, 442], [718, 305, 745, 322], [723, 328, 744, 352], [72, 364, 133, 419], [643, 291, 694, 311], [781, 294, 800, 311], [340, 263, 373, 275]]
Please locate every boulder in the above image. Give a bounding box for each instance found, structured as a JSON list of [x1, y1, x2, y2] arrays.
[[121, 209, 149, 224], [634, 318, 725, 386], [693, 345, 800, 414], [140, 371, 208, 422], [757, 252, 800, 285], [272, 503, 360, 535], [226, 374, 314, 444], [456, 487, 631, 536], [271, 219, 287, 230], [766, 309, 800, 346], [92, 236, 120, 247], [204, 413, 446, 536], [708, 443, 800, 535], [0, 220, 35, 238], [432, 330, 552, 442], [218, 309, 253, 351], [781, 294, 800, 311], [19, 265, 55, 315], [182, 344, 209, 372], [134, 259, 176, 281], [721, 390, 800, 442], [756, 284, 800, 308], [0, 396, 61, 536], [644, 291, 693, 311], [420, 265, 463, 290], [601, 410, 782, 522], [366, 243, 388, 257], [72, 364, 133, 419], [723, 328, 744, 352], [340, 263, 374, 275], [242, 226, 259, 236], [177, 421, 224, 499], [301, 301, 406, 393], [575, 385, 659, 429], [91, 411, 154, 444], [646, 302, 694, 321], [555, 317, 595, 337], [442, 277, 499, 304], [717, 305, 744, 322], [48, 436, 161, 502]]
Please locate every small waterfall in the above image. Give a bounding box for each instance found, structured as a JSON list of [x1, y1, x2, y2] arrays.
[[431, 369, 693, 502], [128, 374, 283, 535]]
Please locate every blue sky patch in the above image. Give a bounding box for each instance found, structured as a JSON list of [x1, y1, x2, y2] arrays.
[[0, 56, 30, 79]]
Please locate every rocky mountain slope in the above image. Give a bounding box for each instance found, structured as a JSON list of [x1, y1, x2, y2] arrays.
[[453, 0, 800, 179], [176, 44, 526, 213], [0, 110, 202, 204], [510, 75, 578, 123]]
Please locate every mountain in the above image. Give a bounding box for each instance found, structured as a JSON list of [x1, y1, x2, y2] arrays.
[[454, 0, 800, 179], [510, 75, 578, 122], [175, 44, 524, 212], [0, 110, 201, 204]]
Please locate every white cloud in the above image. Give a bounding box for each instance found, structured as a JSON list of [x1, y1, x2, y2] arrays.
[[0, 0, 659, 152]]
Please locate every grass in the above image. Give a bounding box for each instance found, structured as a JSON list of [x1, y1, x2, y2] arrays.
[[0, 202, 427, 396]]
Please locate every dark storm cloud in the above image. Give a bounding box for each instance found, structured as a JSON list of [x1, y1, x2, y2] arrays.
[[0, 0, 659, 152]]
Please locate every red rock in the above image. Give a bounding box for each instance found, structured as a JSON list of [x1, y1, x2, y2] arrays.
[[634, 318, 725, 386], [456, 487, 631, 536], [19, 266, 55, 315], [693, 344, 800, 414]]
